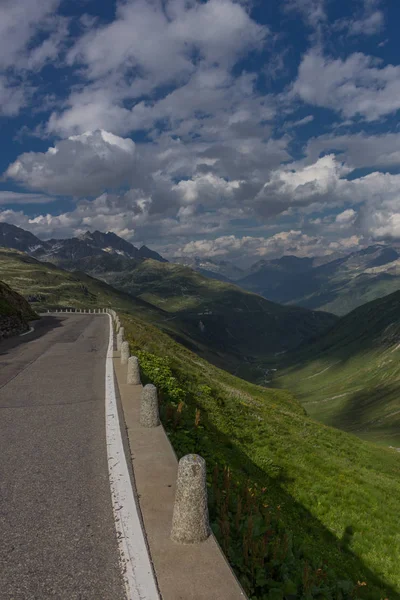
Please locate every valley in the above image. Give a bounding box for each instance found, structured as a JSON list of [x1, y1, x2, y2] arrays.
[[2, 225, 400, 597], [274, 291, 400, 447]]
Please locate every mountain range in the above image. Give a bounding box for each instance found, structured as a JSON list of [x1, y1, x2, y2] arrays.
[[4, 221, 400, 320], [179, 245, 400, 316], [237, 245, 400, 315], [0, 222, 166, 264], [0, 226, 336, 378]]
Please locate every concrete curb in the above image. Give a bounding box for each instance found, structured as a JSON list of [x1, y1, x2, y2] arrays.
[[113, 354, 247, 600]]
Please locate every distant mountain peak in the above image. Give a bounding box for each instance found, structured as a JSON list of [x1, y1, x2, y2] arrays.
[[0, 222, 166, 264]]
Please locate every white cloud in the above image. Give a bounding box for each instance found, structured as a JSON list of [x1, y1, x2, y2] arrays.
[[336, 0, 384, 37], [0, 191, 55, 205], [293, 50, 400, 121], [306, 132, 400, 169], [335, 208, 357, 224], [0, 0, 62, 70], [68, 0, 266, 80], [174, 229, 361, 261], [0, 0, 68, 116], [254, 154, 352, 216], [5, 130, 136, 196], [47, 0, 268, 138], [288, 115, 314, 128], [173, 173, 242, 206]]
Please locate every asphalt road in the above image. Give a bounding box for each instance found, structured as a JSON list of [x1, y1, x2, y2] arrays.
[[0, 314, 125, 599]]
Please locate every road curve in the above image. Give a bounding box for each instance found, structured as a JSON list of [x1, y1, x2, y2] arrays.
[[0, 314, 125, 599]]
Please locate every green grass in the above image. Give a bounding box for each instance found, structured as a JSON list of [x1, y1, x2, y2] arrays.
[[120, 311, 400, 599], [275, 290, 400, 447]]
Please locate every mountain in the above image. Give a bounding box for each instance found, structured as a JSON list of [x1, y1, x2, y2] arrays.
[[0, 279, 38, 339], [0, 246, 337, 379], [0, 222, 47, 253], [239, 245, 400, 315], [0, 222, 166, 264], [76, 257, 337, 371], [274, 289, 400, 446], [172, 256, 245, 281], [0, 248, 161, 316], [0, 222, 337, 373]]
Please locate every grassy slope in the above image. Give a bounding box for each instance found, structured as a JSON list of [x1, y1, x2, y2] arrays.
[[79, 257, 337, 359], [289, 271, 400, 316], [275, 291, 400, 447], [121, 311, 400, 598], [0, 248, 176, 319], [0, 248, 331, 378]]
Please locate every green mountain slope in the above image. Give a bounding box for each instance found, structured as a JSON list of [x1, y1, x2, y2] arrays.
[[120, 310, 400, 599], [71, 255, 337, 362], [0, 248, 336, 378], [275, 290, 400, 446]]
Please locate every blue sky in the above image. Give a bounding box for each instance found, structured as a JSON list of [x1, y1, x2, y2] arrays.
[[0, 0, 399, 264]]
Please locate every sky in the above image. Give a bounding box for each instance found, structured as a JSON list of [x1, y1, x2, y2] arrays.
[[0, 0, 399, 265]]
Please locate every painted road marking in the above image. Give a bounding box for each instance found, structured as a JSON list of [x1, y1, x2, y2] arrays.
[[105, 314, 160, 600], [20, 326, 34, 337]]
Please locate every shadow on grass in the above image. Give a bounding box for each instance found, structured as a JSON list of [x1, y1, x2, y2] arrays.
[[155, 391, 399, 599], [328, 382, 400, 434]]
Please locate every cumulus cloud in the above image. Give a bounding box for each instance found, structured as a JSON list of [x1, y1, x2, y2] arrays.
[[335, 208, 357, 224], [68, 0, 266, 79], [254, 154, 352, 216], [5, 130, 136, 196], [174, 230, 361, 262], [306, 132, 400, 170], [293, 50, 400, 121], [47, 0, 268, 138]]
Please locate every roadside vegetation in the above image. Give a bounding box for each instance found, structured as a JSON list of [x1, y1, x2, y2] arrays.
[[121, 312, 400, 600]]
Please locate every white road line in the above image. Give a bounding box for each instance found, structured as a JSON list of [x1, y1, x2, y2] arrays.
[[105, 314, 160, 600], [20, 326, 34, 337]]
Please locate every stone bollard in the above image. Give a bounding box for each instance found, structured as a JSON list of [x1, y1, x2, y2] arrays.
[[120, 341, 130, 365], [116, 331, 123, 351], [140, 384, 160, 428], [127, 356, 141, 385], [171, 454, 210, 544]]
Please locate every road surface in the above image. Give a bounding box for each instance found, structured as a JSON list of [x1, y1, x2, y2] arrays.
[[0, 314, 125, 599]]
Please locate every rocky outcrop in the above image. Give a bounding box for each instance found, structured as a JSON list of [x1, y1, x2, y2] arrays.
[[0, 280, 37, 340], [0, 315, 29, 339]]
